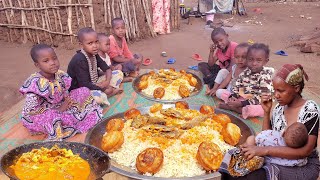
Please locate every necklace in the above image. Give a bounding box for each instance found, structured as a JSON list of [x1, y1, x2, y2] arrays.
[[81, 49, 98, 83]]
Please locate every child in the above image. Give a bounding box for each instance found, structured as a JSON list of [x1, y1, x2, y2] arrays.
[[98, 33, 132, 82], [108, 17, 143, 77], [67, 27, 123, 102], [20, 44, 102, 140], [206, 43, 250, 99], [198, 27, 238, 89], [245, 122, 308, 166], [219, 43, 274, 118]]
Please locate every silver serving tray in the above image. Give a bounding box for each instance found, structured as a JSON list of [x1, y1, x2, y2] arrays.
[[132, 70, 203, 103], [85, 105, 255, 180]]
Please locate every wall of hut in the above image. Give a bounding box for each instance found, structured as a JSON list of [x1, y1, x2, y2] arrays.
[[0, 0, 180, 48]]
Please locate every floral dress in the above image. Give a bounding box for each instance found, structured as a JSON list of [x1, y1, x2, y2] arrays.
[[20, 70, 103, 140], [152, 0, 171, 34]]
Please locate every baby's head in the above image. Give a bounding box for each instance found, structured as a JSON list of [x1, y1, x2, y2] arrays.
[[283, 122, 308, 148], [234, 43, 250, 68], [211, 27, 230, 51], [98, 33, 110, 54], [246, 43, 269, 73], [111, 17, 126, 39], [77, 27, 99, 56], [30, 44, 59, 74]]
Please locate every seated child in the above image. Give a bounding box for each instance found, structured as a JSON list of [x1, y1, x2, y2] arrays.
[[245, 122, 308, 166], [206, 43, 250, 98], [98, 33, 132, 82], [219, 43, 274, 118], [198, 27, 238, 89], [67, 27, 123, 105], [20, 44, 102, 140], [108, 17, 143, 77]]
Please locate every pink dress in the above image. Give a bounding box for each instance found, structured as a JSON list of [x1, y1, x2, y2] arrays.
[[19, 70, 102, 140], [152, 0, 171, 34]]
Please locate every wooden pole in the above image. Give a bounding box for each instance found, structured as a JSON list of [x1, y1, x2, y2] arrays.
[[88, 0, 95, 29]]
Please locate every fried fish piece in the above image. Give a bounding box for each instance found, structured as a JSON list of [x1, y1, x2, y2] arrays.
[[131, 115, 149, 128], [180, 115, 208, 130], [101, 131, 124, 153], [136, 148, 164, 174], [196, 142, 223, 171], [142, 124, 181, 138], [160, 108, 184, 119]]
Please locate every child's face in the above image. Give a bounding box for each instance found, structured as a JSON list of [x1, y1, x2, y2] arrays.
[[99, 36, 110, 53], [212, 33, 230, 51], [272, 76, 298, 106], [246, 49, 268, 73], [34, 48, 60, 75], [80, 32, 99, 56], [234, 47, 247, 68], [112, 21, 126, 38]]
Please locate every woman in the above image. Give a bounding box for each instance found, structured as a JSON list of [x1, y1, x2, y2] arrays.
[[223, 64, 319, 180]]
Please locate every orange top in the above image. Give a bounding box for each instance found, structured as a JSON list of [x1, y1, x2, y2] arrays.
[[108, 35, 134, 60]]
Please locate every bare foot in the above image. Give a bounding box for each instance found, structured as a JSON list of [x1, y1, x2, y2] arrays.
[[123, 76, 134, 82], [129, 71, 139, 78], [108, 87, 123, 97]]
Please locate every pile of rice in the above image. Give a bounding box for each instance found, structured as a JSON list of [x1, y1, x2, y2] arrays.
[[108, 110, 234, 178]]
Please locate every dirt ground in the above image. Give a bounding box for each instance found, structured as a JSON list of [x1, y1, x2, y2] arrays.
[[0, 2, 320, 113]]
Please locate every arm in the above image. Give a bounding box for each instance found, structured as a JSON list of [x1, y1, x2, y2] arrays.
[[217, 72, 232, 89], [112, 56, 132, 63], [208, 44, 218, 67]]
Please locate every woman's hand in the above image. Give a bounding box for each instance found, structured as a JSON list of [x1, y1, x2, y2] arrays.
[[240, 144, 268, 160], [261, 94, 272, 113]]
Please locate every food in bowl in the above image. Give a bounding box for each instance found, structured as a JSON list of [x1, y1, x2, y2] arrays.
[[9, 145, 90, 180], [101, 102, 242, 178]]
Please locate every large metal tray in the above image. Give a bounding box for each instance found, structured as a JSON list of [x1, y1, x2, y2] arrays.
[[85, 105, 255, 180], [132, 70, 203, 103]]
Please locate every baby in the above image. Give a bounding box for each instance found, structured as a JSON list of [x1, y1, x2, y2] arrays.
[[246, 122, 308, 166]]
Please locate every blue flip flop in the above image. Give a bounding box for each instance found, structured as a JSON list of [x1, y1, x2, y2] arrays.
[[275, 50, 288, 56], [167, 58, 176, 64], [188, 65, 198, 70]]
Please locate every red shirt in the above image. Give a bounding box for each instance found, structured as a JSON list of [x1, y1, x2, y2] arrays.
[[216, 41, 238, 69], [108, 35, 134, 60]]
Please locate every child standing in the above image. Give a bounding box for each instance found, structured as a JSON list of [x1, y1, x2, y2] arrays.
[[219, 43, 274, 119], [198, 27, 238, 89], [108, 17, 143, 77], [206, 43, 250, 99], [67, 27, 123, 101], [20, 44, 102, 140]]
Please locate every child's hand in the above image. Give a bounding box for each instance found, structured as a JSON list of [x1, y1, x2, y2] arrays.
[[210, 44, 217, 53], [57, 97, 73, 112], [241, 144, 267, 160], [261, 94, 272, 113], [206, 87, 217, 97]]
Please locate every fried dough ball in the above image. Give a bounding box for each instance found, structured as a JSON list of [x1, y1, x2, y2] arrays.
[[175, 101, 189, 109], [101, 131, 124, 152], [149, 71, 156, 76], [136, 148, 164, 174], [212, 113, 231, 128], [196, 142, 223, 171], [200, 105, 214, 114], [150, 103, 163, 113], [180, 70, 186, 74], [124, 108, 141, 120], [153, 87, 165, 99], [179, 85, 190, 98], [169, 68, 175, 72], [188, 76, 198, 87], [140, 75, 149, 81], [222, 123, 241, 146], [106, 118, 124, 132], [138, 80, 148, 90]]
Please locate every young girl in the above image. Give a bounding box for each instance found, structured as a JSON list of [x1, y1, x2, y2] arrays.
[[108, 17, 143, 77], [219, 43, 274, 119], [235, 64, 319, 180], [20, 44, 102, 140], [206, 43, 250, 99]]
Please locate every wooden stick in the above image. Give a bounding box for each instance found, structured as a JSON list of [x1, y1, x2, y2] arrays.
[[0, 23, 77, 36], [31, 0, 40, 43], [75, 1, 80, 26], [77, 0, 86, 27], [67, 0, 73, 43], [103, 0, 107, 24], [17, 0, 27, 43], [111, 0, 115, 18], [88, 0, 95, 30], [107, 0, 111, 26], [51, 0, 58, 32]]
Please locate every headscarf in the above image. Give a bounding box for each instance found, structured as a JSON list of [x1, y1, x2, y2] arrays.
[[275, 64, 309, 86]]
